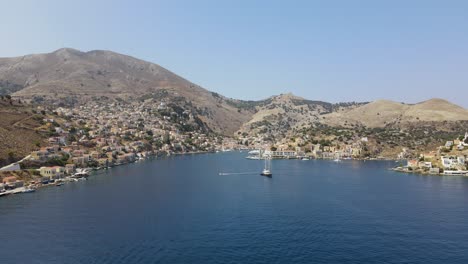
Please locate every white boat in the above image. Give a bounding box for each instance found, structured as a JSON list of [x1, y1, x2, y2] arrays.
[[72, 168, 91, 178], [21, 187, 36, 193], [302, 157, 310, 161], [333, 158, 342, 162], [221, 147, 233, 152], [261, 157, 272, 177], [248, 150, 260, 155], [246, 156, 261, 160]]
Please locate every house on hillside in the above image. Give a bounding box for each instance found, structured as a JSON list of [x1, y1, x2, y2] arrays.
[[65, 164, 76, 175], [441, 156, 466, 169], [407, 160, 419, 168], [2, 176, 23, 189], [40, 166, 65, 179], [445, 141, 454, 148]]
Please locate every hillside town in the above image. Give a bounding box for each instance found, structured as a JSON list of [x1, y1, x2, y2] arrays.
[[393, 132, 468, 175], [1, 95, 468, 196], [0, 98, 231, 195]]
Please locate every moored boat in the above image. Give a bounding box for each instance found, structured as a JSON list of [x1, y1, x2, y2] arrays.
[[21, 187, 36, 193]]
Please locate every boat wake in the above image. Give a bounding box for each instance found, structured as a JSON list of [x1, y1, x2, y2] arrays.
[[219, 172, 257, 176]]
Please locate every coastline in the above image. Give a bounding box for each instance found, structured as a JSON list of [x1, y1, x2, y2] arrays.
[[1, 150, 218, 198], [3, 151, 465, 199], [391, 167, 468, 177]]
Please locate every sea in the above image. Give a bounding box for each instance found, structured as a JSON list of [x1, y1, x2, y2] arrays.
[[1, 152, 467, 264]]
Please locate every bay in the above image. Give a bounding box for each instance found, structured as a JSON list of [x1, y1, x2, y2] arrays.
[[1, 152, 468, 264]]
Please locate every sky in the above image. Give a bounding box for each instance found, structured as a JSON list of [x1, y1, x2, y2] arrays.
[[0, 0, 467, 107]]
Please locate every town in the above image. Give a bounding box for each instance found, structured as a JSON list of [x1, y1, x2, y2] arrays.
[[1, 96, 468, 196], [0, 97, 230, 195], [393, 132, 468, 176]]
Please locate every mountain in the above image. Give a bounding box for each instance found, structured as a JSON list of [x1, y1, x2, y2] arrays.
[[0, 48, 254, 134], [1, 48, 467, 136], [321, 98, 468, 128]]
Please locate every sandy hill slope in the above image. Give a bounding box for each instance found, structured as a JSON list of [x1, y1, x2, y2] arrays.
[[322, 98, 468, 128], [0, 48, 253, 135]]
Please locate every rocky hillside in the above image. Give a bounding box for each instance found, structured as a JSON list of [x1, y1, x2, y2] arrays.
[[1, 48, 467, 137], [237, 93, 366, 142], [322, 99, 468, 128], [0, 48, 253, 135]]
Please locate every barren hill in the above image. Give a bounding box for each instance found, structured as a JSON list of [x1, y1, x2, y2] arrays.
[[322, 98, 468, 128], [0, 48, 253, 134]]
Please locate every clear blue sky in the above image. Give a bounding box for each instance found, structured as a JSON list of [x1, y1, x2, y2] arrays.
[[1, 0, 467, 107]]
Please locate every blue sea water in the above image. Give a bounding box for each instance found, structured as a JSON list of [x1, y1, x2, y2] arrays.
[[1, 152, 468, 264]]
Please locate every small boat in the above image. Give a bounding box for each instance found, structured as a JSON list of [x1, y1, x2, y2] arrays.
[[260, 157, 272, 177], [333, 158, 342, 162], [21, 187, 36, 193], [302, 157, 310, 161], [55, 183, 64, 187]]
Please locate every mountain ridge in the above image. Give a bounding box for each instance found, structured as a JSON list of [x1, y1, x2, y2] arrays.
[[1, 48, 467, 136]]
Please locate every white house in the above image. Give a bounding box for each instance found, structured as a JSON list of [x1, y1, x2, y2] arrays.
[[459, 132, 468, 147], [441, 156, 466, 169]]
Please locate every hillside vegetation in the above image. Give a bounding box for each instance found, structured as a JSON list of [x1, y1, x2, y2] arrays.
[[0, 97, 45, 167]]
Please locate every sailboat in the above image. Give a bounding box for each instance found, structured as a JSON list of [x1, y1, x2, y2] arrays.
[[260, 156, 272, 177]]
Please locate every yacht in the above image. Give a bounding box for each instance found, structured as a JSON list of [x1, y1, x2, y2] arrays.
[[73, 168, 91, 178], [302, 157, 310, 161]]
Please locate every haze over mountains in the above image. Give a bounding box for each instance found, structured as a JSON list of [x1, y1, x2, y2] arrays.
[[0, 48, 467, 135]]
